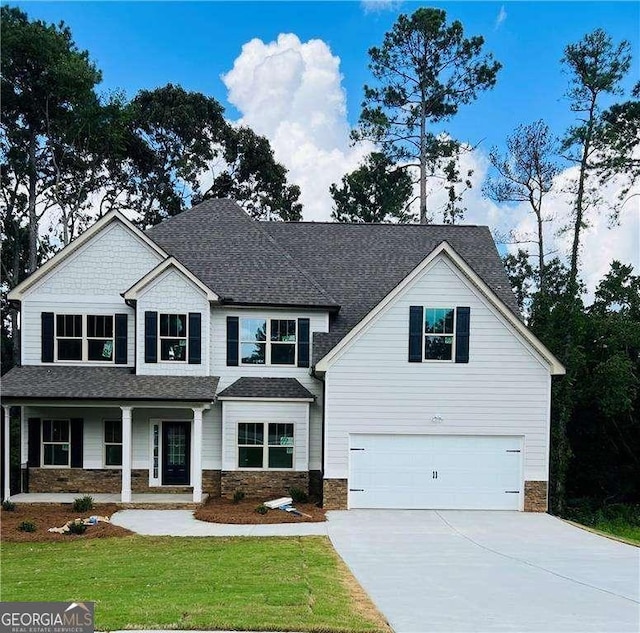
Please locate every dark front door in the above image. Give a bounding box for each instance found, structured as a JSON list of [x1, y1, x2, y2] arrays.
[[162, 422, 191, 485]]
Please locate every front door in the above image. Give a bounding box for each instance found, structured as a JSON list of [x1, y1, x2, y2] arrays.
[[162, 422, 191, 485]]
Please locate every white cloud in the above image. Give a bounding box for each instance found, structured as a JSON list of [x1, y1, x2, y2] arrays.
[[361, 0, 402, 14], [495, 5, 507, 30], [222, 33, 372, 221]]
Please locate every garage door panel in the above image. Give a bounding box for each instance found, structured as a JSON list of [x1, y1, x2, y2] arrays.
[[349, 434, 522, 510]]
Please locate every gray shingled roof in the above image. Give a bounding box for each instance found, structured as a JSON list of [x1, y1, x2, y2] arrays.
[[144, 199, 520, 366], [146, 199, 338, 308], [217, 377, 315, 400], [1, 366, 219, 402]]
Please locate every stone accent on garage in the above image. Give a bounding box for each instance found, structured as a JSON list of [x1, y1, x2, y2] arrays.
[[524, 481, 548, 512], [323, 478, 348, 510], [220, 471, 309, 499]]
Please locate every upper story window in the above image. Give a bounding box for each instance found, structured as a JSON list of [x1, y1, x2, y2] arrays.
[[424, 308, 455, 361], [56, 314, 114, 362], [159, 314, 187, 361], [240, 318, 296, 365]]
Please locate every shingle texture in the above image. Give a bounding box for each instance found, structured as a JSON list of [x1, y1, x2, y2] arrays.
[[1, 366, 219, 402], [217, 377, 315, 400]]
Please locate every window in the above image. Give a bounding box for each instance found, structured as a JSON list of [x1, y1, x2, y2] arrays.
[[55, 314, 114, 362], [240, 318, 296, 365], [104, 419, 122, 467], [42, 419, 70, 466], [159, 314, 187, 361], [237, 422, 294, 469], [424, 308, 455, 361]]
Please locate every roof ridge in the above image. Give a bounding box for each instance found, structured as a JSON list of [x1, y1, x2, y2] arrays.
[[250, 217, 341, 306], [261, 220, 483, 228]]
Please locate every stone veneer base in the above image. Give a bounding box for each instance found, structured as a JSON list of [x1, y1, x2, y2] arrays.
[[524, 480, 548, 512], [220, 471, 309, 499]]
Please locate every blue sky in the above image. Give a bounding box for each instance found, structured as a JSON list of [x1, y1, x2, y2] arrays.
[[10, 1, 640, 151]]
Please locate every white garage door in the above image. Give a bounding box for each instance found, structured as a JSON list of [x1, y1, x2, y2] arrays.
[[349, 434, 523, 510]]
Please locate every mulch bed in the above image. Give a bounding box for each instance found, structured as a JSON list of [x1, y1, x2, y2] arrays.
[[1, 504, 133, 542], [194, 497, 326, 524]]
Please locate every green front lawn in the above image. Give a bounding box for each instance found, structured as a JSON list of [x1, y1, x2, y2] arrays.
[[564, 503, 640, 545], [1, 536, 387, 632]]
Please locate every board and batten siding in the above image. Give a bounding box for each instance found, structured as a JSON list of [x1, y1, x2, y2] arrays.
[[324, 255, 552, 483], [221, 400, 309, 472], [20, 221, 162, 366], [135, 268, 211, 376], [211, 308, 327, 471]]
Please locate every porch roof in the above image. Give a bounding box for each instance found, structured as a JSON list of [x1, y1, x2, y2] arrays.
[[217, 377, 315, 401], [0, 366, 219, 403]]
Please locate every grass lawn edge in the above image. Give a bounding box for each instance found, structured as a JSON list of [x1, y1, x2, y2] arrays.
[[559, 517, 640, 547]]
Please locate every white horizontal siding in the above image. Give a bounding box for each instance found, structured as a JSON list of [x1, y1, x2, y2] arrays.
[[222, 401, 309, 472], [325, 255, 551, 482], [212, 308, 327, 471], [136, 269, 211, 376]]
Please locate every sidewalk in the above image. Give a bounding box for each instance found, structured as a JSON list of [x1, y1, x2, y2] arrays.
[[111, 509, 329, 536]]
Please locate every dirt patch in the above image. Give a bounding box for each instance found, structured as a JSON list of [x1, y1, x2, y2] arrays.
[[1, 504, 133, 542], [194, 497, 326, 524]]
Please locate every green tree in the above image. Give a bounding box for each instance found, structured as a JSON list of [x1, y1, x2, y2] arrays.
[[352, 7, 501, 224], [330, 153, 414, 223], [1, 5, 102, 271], [485, 121, 560, 290], [561, 29, 632, 292]]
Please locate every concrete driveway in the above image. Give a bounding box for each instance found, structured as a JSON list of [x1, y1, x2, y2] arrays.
[[326, 510, 639, 633]]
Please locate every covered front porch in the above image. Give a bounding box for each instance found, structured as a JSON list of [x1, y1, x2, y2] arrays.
[[1, 366, 219, 504]]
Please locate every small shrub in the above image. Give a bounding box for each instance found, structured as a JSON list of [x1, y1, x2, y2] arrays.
[[73, 495, 94, 513], [2, 500, 16, 511], [232, 490, 245, 504], [289, 487, 309, 504], [255, 504, 269, 515], [18, 521, 36, 533], [67, 520, 87, 535]]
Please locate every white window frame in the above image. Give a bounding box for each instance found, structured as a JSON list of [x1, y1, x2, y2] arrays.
[[55, 313, 115, 363], [236, 421, 295, 470], [103, 419, 123, 469], [423, 307, 456, 362], [158, 313, 188, 363], [42, 419, 71, 468], [239, 318, 297, 366]]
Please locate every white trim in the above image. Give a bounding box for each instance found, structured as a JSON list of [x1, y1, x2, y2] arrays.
[[217, 396, 315, 402], [123, 257, 219, 302], [8, 211, 168, 301], [315, 241, 565, 375], [3, 406, 11, 500]]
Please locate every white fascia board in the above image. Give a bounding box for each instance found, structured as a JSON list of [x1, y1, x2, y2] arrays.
[[217, 396, 315, 403], [123, 256, 219, 302], [7, 210, 168, 301], [315, 241, 565, 376]]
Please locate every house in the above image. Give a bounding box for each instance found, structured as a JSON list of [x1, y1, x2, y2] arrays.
[[1, 199, 564, 511]]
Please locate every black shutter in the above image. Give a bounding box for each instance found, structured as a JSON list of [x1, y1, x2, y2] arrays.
[[28, 418, 41, 467], [188, 312, 202, 364], [226, 316, 239, 366], [297, 318, 310, 368], [41, 312, 54, 362], [145, 311, 158, 363], [455, 307, 471, 364], [115, 314, 128, 364], [408, 306, 423, 362], [70, 418, 83, 468]]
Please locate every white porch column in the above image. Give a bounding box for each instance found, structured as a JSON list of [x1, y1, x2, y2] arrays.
[[121, 406, 133, 503], [3, 405, 11, 501], [192, 408, 203, 503]]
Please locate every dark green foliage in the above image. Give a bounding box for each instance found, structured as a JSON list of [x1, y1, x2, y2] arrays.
[[232, 490, 245, 504], [2, 500, 16, 511], [72, 495, 94, 513], [330, 153, 413, 223], [254, 504, 269, 515], [288, 487, 309, 504], [18, 520, 36, 532], [353, 7, 501, 223], [67, 520, 87, 535]]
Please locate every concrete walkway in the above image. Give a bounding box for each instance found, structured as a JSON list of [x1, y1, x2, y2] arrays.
[[111, 509, 328, 536], [112, 508, 640, 633]]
